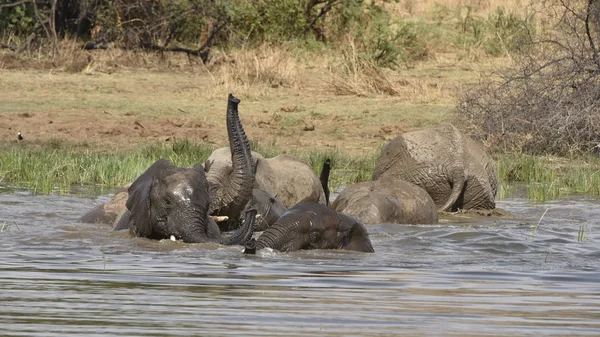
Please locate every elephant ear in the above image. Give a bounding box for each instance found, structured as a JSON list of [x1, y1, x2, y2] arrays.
[[126, 159, 176, 238], [340, 214, 374, 253]]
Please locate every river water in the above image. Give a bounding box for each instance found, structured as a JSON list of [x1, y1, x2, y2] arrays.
[[1, 187, 599, 336]]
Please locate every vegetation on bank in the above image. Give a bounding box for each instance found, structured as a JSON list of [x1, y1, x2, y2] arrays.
[[2, 138, 600, 202], [0, 138, 377, 195], [3, 1, 600, 201]]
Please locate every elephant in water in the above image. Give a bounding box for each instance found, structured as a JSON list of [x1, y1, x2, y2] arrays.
[[331, 175, 438, 225], [204, 148, 326, 211], [81, 94, 257, 243], [249, 158, 332, 231], [115, 159, 256, 244], [244, 202, 374, 253], [372, 123, 497, 212]]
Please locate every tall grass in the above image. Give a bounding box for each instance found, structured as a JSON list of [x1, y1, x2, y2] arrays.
[[496, 154, 600, 201], [0, 139, 214, 194], [0, 139, 377, 195]]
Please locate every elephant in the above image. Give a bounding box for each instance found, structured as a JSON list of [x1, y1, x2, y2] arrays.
[[247, 158, 333, 231], [372, 123, 497, 212], [244, 202, 374, 253], [114, 158, 256, 244], [204, 148, 327, 211], [331, 175, 438, 225], [80, 94, 257, 231], [251, 188, 287, 232], [79, 188, 129, 226]]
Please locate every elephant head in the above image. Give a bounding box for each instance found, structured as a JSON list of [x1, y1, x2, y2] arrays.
[[251, 188, 287, 232], [120, 158, 256, 244], [247, 202, 374, 253], [80, 94, 256, 232], [114, 94, 257, 244]]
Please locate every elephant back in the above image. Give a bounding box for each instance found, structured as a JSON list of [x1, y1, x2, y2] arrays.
[[204, 147, 264, 186], [263, 154, 326, 208], [332, 178, 437, 225], [79, 189, 129, 228], [332, 181, 402, 225], [372, 124, 462, 181]]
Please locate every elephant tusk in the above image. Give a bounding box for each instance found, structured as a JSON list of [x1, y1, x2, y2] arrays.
[[211, 215, 229, 222]]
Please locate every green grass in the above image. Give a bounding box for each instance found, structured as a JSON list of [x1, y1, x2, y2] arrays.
[[4, 138, 600, 201], [496, 153, 600, 201], [0, 139, 215, 194], [0, 138, 377, 195]]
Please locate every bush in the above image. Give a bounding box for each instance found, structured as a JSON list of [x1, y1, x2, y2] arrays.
[[455, 0, 600, 156]]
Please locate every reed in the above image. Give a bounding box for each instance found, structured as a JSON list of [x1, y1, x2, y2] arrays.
[[0, 139, 377, 195], [496, 153, 600, 200]]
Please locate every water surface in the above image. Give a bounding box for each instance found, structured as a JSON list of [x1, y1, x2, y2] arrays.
[[1, 190, 599, 336]]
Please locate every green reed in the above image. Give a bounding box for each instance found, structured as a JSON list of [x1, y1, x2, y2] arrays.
[[496, 153, 600, 200], [0, 139, 214, 194], [0, 139, 377, 195]]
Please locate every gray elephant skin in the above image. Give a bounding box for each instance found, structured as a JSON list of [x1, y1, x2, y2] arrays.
[[115, 159, 255, 244], [205, 148, 326, 210], [332, 175, 438, 225], [372, 123, 497, 212], [246, 202, 374, 253], [250, 188, 287, 231], [81, 94, 256, 244]]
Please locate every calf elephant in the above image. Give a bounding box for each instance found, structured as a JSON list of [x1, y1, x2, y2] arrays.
[[251, 188, 287, 231], [248, 158, 332, 231], [205, 148, 326, 209], [332, 176, 438, 225], [245, 202, 374, 253], [372, 123, 497, 212], [80, 94, 256, 230]]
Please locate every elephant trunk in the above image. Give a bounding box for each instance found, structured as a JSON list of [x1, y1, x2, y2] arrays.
[[210, 94, 255, 220], [220, 208, 257, 245], [176, 214, 211, 243], [255, 222, 293, 251]]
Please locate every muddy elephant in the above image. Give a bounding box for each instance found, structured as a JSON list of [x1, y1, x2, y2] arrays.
[[205, 148, 326, 209], [80, 94, 257, 242], [244, 202, 374, 253], [372, 123, 497, 212], [332, 175, 438, 225]]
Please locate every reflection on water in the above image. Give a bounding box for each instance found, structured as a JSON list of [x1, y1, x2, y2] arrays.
[[1, 189, 599, 336]]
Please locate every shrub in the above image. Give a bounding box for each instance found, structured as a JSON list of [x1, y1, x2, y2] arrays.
[[455, 0, 600, 156]]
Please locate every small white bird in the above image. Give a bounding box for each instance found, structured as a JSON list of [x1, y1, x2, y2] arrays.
[[17, 132, 24, 141]]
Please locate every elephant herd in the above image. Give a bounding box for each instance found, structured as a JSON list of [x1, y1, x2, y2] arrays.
[[80, 94, 498, 254]]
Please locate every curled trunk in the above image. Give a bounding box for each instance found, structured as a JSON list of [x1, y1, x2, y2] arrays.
[[219, 208, 257, 245]]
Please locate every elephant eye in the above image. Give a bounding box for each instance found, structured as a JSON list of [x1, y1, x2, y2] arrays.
[[309, 231, 321, 243]]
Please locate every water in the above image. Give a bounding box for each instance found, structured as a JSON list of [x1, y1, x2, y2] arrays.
[[1, 189, 600, 336]]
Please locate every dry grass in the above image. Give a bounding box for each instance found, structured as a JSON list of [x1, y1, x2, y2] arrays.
[[327, 41, 450, 100], [388, 0, 526, 17], [216, 45, 303, 88]]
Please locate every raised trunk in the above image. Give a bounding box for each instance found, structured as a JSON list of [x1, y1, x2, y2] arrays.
[[210, 94, 255, 222], [219, 209, 257, 245]]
